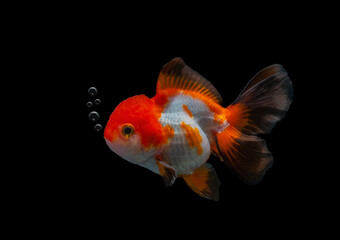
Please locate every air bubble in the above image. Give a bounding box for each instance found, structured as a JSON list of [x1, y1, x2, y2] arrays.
[[88, 111, 100, 122], [86, 101, 93, 108], [94, 99, 101, 105], [88, 87, 97, 96], [94, 124, 102, 131]]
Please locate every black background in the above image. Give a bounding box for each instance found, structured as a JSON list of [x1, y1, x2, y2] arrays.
[[68, 31, 313, 230], [19, 7, 335, 237]]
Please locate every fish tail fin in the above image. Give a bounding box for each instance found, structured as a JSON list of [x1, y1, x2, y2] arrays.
[[211, 64, 293, 184]]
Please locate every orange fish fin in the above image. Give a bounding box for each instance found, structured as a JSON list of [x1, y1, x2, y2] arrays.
[[211, 64, 293, 184], [156, 156, 177, 186], [156, 57, 223, 104], [212, 127, 273, 185], [182, 163, 220, 201]]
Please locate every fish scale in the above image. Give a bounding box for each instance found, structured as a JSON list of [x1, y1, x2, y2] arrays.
[[159, 93, 212, 175]]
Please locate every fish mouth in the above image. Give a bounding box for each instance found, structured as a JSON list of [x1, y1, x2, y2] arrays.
[[104, 137, 158, 164], [104, 139, 129, 158]]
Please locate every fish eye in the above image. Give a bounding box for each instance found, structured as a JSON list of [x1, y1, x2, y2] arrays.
[[121, 124, 135, 138]]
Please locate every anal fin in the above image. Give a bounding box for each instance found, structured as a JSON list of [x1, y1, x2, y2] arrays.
[[182, 163, 220, 201]]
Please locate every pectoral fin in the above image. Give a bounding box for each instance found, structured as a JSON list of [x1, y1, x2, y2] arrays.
[[182, 163, 220, 201], [156, 157, 177, 187]]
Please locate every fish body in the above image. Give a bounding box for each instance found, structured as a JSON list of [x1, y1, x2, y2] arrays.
[[104, 58, 293, 200]]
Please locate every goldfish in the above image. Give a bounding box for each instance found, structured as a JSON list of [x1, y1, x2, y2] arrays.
[[104, 57, 293, 200]]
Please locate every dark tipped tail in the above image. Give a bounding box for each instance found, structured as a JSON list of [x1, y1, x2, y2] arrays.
[[212, 64, 293, 184]]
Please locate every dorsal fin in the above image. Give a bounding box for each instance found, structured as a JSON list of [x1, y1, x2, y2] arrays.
[[156, 57, 223, 104]]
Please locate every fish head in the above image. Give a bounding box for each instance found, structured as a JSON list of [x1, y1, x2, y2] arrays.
[[104, 95, 165, 164]]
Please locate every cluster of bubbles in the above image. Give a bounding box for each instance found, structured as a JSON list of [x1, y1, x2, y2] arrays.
[[87, 87, 102, 131]]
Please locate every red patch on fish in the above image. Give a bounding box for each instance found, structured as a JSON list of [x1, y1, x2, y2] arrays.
[[180, 121, 203, 155], [104, 94, 168, 148], [182, 104, 193, 118]]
